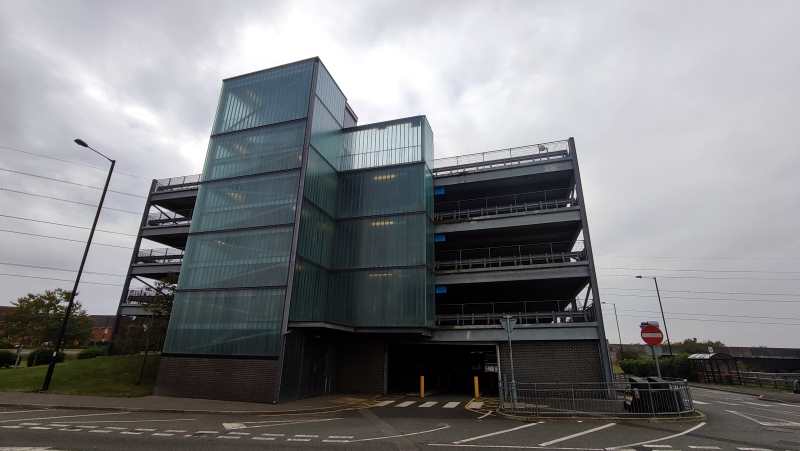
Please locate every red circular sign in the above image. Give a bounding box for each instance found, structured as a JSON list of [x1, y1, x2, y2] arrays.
[[640, 324, 664, 346]]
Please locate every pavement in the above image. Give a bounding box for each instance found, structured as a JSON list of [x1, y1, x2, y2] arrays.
[[0, 388, 798, 450], [690, 383, 800, 404]]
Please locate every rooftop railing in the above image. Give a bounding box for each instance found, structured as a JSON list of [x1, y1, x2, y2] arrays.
[[135, 248, 184, 265], [435, 188, 577, 223], [154, 174, 201, 192], [432, 140, 570, 176], [435, 241, 586, 272], [146, 211, 190, 227], [436, 302, 593, 327]]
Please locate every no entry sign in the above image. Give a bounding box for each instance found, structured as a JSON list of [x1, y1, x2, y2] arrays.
[[640, 324, 664, 346]]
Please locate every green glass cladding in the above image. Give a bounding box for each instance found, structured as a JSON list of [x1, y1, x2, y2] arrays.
[[331, 268, 429, 327], [315, 63, 346, 126], [190, 171, 299, 233], [337, 164, 427, 218], [340, 117, 424, 170], [179, 227, 294, 289], [212, 61, 313, 135], [165, 59, 315, 357], [163, 288, 284, 356], [334, 214, 428, 269], [202, 121, 305, 181]]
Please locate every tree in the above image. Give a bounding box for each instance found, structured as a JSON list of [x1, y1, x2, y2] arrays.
[[6, 289, 92, 348], [673, 337, 726, 354]]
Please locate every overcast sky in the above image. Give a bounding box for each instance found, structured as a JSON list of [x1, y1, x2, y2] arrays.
[[1, 0, 798, 347]]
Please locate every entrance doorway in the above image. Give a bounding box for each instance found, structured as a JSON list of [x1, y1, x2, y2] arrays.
[[387, 344, 498, 396]]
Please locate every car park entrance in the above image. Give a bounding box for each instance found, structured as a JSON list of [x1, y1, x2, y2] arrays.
[[387, 343, 498, 396]]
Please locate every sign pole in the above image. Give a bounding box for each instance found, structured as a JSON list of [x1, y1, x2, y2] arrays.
[[501, 315, 518, 406], [651, 345, 662, 378]]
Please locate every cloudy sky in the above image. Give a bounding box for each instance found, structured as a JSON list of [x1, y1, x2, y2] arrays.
[[1, 0, 798, 347]]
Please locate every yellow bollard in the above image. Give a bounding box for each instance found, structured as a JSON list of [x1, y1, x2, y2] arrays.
[[473, 375, 480, 400], [420, 375, 425, 399]]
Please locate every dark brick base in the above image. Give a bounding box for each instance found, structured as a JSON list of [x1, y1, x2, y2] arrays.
[[155, 356, 279, 403], [499, 340, 603, 384]]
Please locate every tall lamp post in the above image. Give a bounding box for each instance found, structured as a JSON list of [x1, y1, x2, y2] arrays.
[[41, 139, 115, 391], [602, 302, 624, 358], [635, 275, 673, 355]]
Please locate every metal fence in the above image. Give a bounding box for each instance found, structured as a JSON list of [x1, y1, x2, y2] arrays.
[[739, 371, 800, 390], [435, 241, 586, 272], [432, 140, 570, 176], [154, 174, 201, 192], [146, 211, 190, 227], [135, 248, 184, 264], [435, 188, 577, 223], [436, 310, 593, 327], [499, 378, 695, 417]]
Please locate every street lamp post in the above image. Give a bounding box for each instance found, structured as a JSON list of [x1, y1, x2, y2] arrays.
[[602, 302, 624, 358], [41, 139, 115, 391], [635, 275, 673, 355]]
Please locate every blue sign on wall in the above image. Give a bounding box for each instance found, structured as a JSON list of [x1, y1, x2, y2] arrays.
[[434, 186, 445, 196], [434, 234, 446, 242], [435, 286, 448, 294]]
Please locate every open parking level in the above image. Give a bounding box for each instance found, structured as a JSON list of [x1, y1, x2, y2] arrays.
[[0, 388, 798, 450]]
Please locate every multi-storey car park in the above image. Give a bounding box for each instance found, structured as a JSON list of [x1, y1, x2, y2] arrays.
[[113, 57, 612, 402]]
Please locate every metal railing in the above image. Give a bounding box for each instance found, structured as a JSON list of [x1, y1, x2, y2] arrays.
[[146, 211, 190, 227], [435, 190, 577, 223], [433, 140, 570, 176], [436, 310, 593, 327], [135, 248, 184, 264], [499, 378, 695, 417], [435, 241, 586, 272], [739, 372, 800, 390], [154, 174, 201, 192]]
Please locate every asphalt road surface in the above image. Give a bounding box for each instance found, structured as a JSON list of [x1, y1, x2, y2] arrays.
[[0, 388, 798, 450]]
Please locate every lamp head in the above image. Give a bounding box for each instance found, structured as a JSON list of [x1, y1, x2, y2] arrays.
[[74, 138, 89, 148]]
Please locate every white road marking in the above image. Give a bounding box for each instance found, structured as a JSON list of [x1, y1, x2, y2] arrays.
[[478, 411, 493, 419], [19, 423, 41, 426], [373, 400, 395, 407], [29, 427, 52, 430], [195, 430, 219, 434], [252, 437, 275, 441], [744, 402, 773, 407], [351, 424, 451, 442], [737, 448, 773, 451], [726, 409, 800, 427], [88, 429, 112, 433], [688, 446, 721, 449], [152, 433, 173, 437], [420, 401, 438, 408], [444, 402, 461, 408], [329, 435, 353, 439], [288, 438, 311, 442], [467, 401, 484, 409], [454, 422, 539, 444], [165, 429, 186, 433], [135, 428, 156, 431], [396, 401, 416, 407], [323, 439, 350, 443], [223, 417, 342, 430], [607, 422, 706, 450], [717, 401, 741, 406], [1, 426, 22, 429], [642, 446, 671, 448], [59, 428, 81, 432], [0, 410, 47, 415], [692, 400, 709, 405], [261, 433, 285, 436], [294, 434, 318, 437], [217, 435, 240, 439], [104, 427, 127, 430], [780, 403, 800, 408], [227, 431, 250, 435], [0, 411, 129, 424], [48, 424, 68, 427], [538, 423, 616, 446], [58, 418, 195, 424]]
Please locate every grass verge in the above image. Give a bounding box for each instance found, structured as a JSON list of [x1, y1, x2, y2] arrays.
[[0, 354, 159, 397]]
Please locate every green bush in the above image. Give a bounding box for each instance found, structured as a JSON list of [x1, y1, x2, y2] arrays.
[[78, 346, 108, 360], [0, 350, 16, 368], [27, 349, 64, 367], [620, 353, 691, 379], [0, 338, 13, 349]]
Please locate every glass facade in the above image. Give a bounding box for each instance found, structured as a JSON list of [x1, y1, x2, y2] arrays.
[[165, 58, 436, 358]]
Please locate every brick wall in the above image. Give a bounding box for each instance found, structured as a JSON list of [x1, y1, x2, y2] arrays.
[[155, 356, 279, 403], [498, 340, 603, 384]]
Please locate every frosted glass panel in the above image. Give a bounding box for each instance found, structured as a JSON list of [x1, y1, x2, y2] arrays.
[[191, 171, 299, 232], [315, 63, 345, 125], [289, 261, 330, 322], [179, 227, 293, 289], [202, 121, 305, 181], [334, 214, 427, 269], [296, 203, 335, 268], [340, 117, 423, 170], [164, 288, 284, 356], [310, 97, 343, 167], [303, 147, 338, 217], [337, 163, 426, 218], [212, 61, 313, 134], [331, 268, 429, 327]]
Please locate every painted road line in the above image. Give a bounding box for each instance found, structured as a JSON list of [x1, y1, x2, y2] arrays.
[[692, 400, 709, 405], [261, 433, 285, 436], [351, 425, 451, 443], [29, 427, 52, 430], [454, 422, 539, 444], [642, 446, 672, 448], [103, 426, 127, 430], [538, 423, 616, 446], [717, 401, 740, 406], [288, 438, 311, 442], [217, 435, 240, 439], [252, 437, 276, 441], [1, 426, 22, 429], [0, 410, 48, 415], [780, 403, 800, 408], [467, 401, 484, 409], [323, 439, 350, 443], [231, 417, 342, 430], [121, 431, 142, 435], [152, 433, 174, 437], [0, 411, 130, 424], [374, 400, 395, 407], [59, 428, 81, 432], [48, 424, 68, 427], [744, 402, 773, 407], [195, 430, 219, 434], [165, 429, 186, 433], [228, 432, 251, 435], [294, 434, 319, 437], [59, 418, 196, 424], [688, 447, 721, 449], [726, 409, 800, 427], [19, 423, 41, 426], [329, 435, 354, 439], [607, 422, 706, 450], [737, 448, 773, 451], [88, 429, 112, 433], [396, 401, 416, 407], [135, 428, 156, 431], [444, 402, 461, 408], [420, 401, 438, 408]]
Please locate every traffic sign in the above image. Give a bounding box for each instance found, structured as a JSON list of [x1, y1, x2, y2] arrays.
[[640, 324, 664, 346]]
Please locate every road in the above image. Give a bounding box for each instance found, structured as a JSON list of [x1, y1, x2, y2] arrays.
[[0, 388, 798, 450]]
